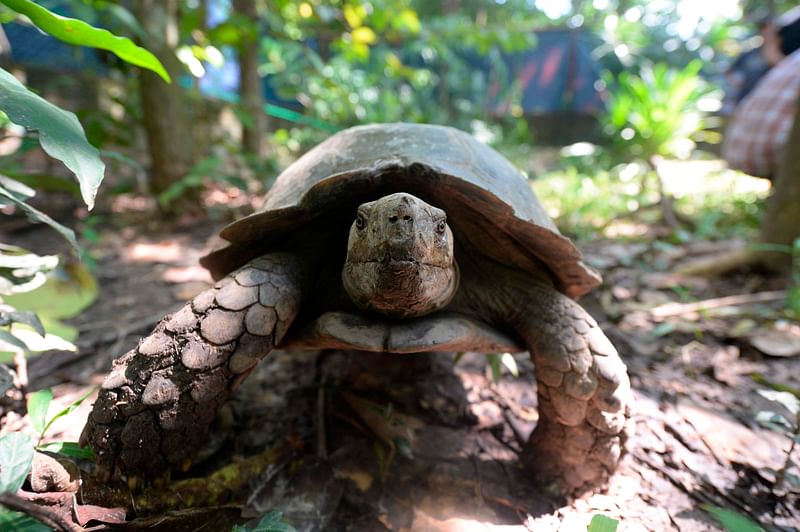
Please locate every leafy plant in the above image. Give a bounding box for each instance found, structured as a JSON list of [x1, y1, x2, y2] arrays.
[[600, 60, 720, 233], [0, 389, 94, 528], [0, 0, 169, 82], [26, 387, 95, 458], [0, 432, 34, 494], [0, 0, 166, 366]]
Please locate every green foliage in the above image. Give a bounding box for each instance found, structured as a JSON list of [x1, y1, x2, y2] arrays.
[[532, 161, 766, 242], [1, 261, 98, 362], [0, 0, 169, 82], [587, 514, 619, 532], [26, 388, 52, 436], [232, 510, 297, 532], [0, 511, 50, 532], [0, 67, 104, 214], [0, 432, 34, 493], [26, 386, 96, 448], [201, 0, 536, 131], [157, 155, 249, 208], [602, 60, 716, 162], [701, 504, 764, 532]]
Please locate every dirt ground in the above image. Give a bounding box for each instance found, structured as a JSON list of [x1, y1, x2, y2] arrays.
[[2, 216, 799, 531]]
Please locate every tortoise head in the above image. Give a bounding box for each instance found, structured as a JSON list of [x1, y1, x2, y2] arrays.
[[342, 192, 459, 318]]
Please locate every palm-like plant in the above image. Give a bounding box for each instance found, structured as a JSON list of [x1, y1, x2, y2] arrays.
[[602, 60, 716, 232]]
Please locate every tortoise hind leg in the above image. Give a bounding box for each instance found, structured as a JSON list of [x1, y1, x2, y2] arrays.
[[517, 287, 633, 495], [80, 253, 307, 479]]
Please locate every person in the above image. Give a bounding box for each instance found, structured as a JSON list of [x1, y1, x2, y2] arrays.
[[722, 7, 800, 179]]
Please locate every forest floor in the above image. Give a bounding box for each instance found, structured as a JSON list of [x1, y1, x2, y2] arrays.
[[2, 209, 800, 531]]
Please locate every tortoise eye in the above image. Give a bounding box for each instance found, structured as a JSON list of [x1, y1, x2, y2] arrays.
[[436, 220, 446, 234], [355, 214, 366, 230]]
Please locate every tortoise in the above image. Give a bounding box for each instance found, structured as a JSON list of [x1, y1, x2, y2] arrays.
[[81, 123, 632, 494]]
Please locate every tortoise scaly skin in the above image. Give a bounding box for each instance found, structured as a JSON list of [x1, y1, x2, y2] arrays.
[[81, 124, 632, 495]]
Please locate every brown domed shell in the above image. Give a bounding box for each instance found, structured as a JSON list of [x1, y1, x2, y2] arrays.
[[201, 123, 600, 297]]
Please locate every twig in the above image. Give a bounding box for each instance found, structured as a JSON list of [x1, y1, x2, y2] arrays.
[[0, 492, 76, 532], [650, 290, 787, 319]]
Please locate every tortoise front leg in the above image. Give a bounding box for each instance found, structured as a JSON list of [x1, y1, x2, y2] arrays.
[[80, 253, 307, 479], [516, 285, 633, 495]]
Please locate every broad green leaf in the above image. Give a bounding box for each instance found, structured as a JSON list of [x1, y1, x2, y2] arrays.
[[588, 514, 619, 532], [0, 182, 80, 251], [27, 388, 52, 435], [0, 432, 34, 493], [0, 68, 103, 210], [0, 0, 169, 82], [37, 441, 95, 461], [232, 510, 297, 532], [701, 504, 764, 532], [0, 510, 50, 532]]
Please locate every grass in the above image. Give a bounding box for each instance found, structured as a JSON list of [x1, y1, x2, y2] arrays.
[[529, 155, 770, 243]]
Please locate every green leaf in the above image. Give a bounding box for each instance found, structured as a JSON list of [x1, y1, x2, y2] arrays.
[[701, 504, 764, 532], [0, 182, 80, 252], [36, 441, 95, 461], [232, 510, 297, 532], [5, 311, 44, 337], [0, 330, 29, 353], [587, 514, 619, 532], [26, 388, 52, 435], [486, 353, 502, 383], [0, 0, 170, 83], [0, 510, 50, 532], [40, 387, 95, 437], [0, 67, 104, 210], [0, 432, 34, 493]]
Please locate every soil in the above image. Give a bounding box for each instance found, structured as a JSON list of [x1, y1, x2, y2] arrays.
[[2, 217, 799, 532]]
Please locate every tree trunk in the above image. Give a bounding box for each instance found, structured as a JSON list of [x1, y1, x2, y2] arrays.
[[756, 99, 800, 270], [135, 0, 194, 198], [233, 0, 267, 157]]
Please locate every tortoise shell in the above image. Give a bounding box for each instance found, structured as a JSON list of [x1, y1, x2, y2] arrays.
[[201, 123, 600, 298]]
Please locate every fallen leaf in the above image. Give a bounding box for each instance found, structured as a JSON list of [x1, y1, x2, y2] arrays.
[[749, 325, 800, 357]]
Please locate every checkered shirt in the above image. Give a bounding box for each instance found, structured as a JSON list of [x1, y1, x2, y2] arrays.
[[722, 48, 800, 178]]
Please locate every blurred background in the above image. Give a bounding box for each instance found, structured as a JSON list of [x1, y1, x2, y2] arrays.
[[1, 0, 796, 235]]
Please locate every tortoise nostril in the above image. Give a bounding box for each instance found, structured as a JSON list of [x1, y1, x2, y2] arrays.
[[389, 215, 398, 223], [403, 215, 412, 222]]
